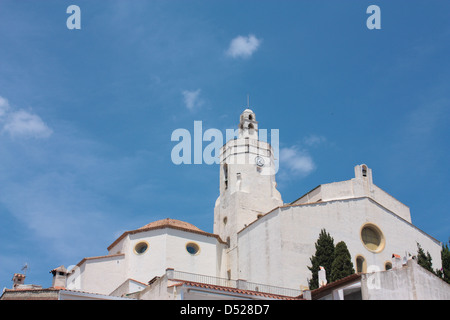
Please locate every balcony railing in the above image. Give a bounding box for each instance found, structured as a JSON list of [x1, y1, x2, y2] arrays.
[[166, 269, 302, 298]]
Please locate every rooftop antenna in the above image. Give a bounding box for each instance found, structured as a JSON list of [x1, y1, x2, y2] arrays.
[[21, 263, 28, 276]]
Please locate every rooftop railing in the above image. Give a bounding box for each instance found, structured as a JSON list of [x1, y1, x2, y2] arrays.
[[166, 269, 302, 298]]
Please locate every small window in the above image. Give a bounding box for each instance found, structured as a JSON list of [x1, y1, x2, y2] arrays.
[[223, 216, 228, 225], [134, 242, 149, 255], [248, 124, 255, 135], [356, 256, 366, 273], [223, 164, 228, 189], [385, 262, 392, 271], [186, 242, 200, 255], [248, 114, 253, 121], [362, 165, 367, 177]]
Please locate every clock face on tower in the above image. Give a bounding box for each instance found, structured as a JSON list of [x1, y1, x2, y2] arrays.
[[255, 156, 265, 167]]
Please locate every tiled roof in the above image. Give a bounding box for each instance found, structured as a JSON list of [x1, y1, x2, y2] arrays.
[[170, 280, 303, 300], [138, 218, 202, 232], [108, 218, 226, 251], [76, 253, 125, 267], [1, 288, 60, 300], [1, 287, 136, 300], [2, 288, 57, 293], [300, 273, 361, 300]]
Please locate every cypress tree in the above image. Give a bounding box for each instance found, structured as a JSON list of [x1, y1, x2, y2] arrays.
[[439, 240, 450, 284], [307, 229, 335, 290], [416, 242, 433, 273], [330, 241, 355, 282]]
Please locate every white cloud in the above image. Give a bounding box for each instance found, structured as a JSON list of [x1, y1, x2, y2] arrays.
[[280, 146, 316, 177], [303, 134, 327, 147], [182, 89, 203, 111], [3, 110, 53, 139], [0, 95, 52, 139], [226, 34, 261, 59], [0, 96, 10, 117]]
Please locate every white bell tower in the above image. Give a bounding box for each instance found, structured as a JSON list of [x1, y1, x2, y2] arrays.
[[214, 108, 283, 279], [239, 109, 258, 139]]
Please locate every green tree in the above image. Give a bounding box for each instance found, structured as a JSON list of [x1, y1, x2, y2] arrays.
[[330, 241, 355, 282], [437, 240, 450, 284], [307, 229, 335, 290], [416, 242, 433, 273]]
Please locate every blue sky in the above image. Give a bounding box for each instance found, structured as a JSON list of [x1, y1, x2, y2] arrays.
[[0, 1, 449, 289]]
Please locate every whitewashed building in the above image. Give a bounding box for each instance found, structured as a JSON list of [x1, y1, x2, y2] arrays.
[[53, 109, 445, 299]]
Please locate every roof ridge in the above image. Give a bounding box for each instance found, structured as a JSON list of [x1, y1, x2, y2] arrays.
[[107, 219, 226, 251], [138, 218, 202, 232], [175, 280, 303, 300]]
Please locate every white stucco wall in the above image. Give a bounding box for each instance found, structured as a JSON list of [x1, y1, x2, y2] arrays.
[[165, 228, 225, 278], [292, 165, 412, 223], [362, 259, 450, 300], [126, 229, 168, 283], [108, 237, 127, 255], [237, 197, 441, 290], [68, 227, 226, 295], [109, 279, 147, 297], [77, 255, 126, 295]]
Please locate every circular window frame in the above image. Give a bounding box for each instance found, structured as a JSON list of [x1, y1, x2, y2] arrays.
[[185, 242, 200, 256], [134, 241, 149, 255], [360, 223, 385, 253]]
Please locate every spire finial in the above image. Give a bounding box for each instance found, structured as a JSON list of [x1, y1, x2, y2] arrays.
[[247, 94, 250, 108]]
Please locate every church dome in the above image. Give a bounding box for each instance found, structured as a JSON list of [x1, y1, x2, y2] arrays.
[[138, 218, 203, 233], [108, 218, 223, 252]]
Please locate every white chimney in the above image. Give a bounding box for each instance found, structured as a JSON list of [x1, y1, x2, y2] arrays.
[[318, 266, 327, 288]]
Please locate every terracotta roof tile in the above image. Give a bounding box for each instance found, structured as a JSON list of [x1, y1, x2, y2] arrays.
[[108, 218, 226, 251], [172, 280, 303, 300], [138, 218, 202, 232], [300, 273, 361, 300], [76, 253, 125, 267]]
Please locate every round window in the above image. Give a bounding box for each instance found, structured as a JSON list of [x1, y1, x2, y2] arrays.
[[361, 224, 385, 252], [186, 242, 200, 255], [134, 242, 148, 255]]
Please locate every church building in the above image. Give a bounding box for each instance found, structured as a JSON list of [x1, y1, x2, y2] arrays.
[[25, 108, 446, 299]]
